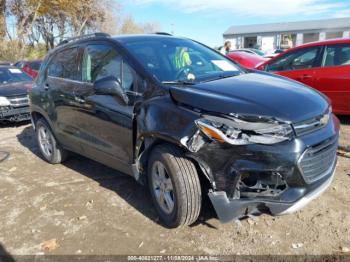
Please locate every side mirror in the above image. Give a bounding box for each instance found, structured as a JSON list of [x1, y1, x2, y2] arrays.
[[94, 76, 129, 105]]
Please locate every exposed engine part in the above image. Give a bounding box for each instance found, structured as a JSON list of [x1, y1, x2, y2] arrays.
[[239, 172, 287, 198]]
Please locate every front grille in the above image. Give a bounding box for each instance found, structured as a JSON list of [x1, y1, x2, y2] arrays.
[[8, 95, 29, 107], [298, 137, 338, 184], [293, 113, 329, 137]]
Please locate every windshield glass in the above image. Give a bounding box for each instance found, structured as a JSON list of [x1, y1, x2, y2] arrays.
[[122, 37, 243, 83], [0, 68, 32, 84]]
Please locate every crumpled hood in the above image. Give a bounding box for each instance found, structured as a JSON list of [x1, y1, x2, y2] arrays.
[[169, 72, 329, 123], [0, 81, 32, 97]]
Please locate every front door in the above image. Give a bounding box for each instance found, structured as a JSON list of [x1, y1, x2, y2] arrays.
[[73, 43, 140, 173]]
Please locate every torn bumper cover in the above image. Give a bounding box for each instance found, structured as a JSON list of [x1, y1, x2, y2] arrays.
[[209, 164, 336, 223], [0, 106, 30, 122]]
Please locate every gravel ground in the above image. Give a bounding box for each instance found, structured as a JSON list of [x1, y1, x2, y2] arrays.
[[0, 118, 349, 256]]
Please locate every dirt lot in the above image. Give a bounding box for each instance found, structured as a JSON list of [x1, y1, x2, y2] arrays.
[[0, 117, 349, 256]]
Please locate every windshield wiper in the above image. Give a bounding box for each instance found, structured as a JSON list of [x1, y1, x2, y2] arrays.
[[161, 80, 196, 86], [202, 73, 240, 83]]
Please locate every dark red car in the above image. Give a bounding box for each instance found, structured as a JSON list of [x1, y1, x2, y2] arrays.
[[256, 39, 350, 115], [227, 51, 267, 69], [14, 60, 42, 79]]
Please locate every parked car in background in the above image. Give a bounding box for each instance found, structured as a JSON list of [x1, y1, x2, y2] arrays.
[[30, 33, 338, 228], [231, 48, 266, 57], [264, 49, 285, 58], [256, 38, 350, 115], [0, 66, 33, 123], [227, 51, 267, 69], [14, 60, 42, 79]]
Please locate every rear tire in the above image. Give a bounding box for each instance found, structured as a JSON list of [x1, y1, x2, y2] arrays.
[[148, 144, 202, 228], [36, 118, 67, 164]]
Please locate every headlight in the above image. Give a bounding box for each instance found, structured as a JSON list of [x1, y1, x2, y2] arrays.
[[195, 114, 293, 145], [0, 96, 10, 107]]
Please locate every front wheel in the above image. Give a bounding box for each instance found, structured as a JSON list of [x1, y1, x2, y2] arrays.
[[148, 144, 202, 228]]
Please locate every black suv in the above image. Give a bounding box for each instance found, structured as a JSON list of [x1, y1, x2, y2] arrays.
[[29, 33, 339, 228]]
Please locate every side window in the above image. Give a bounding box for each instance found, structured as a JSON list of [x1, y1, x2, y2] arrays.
[[323, 44, 350, 67], [82, 44, 135, 91], [47, 48, 80, 81], [267, 47, 320, 72]]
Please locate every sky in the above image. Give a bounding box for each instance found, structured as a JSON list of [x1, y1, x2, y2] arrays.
[[120, 0, 350, 47]]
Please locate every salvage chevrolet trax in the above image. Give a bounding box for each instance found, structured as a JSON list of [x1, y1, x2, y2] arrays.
[[29, 33, 340, 228]]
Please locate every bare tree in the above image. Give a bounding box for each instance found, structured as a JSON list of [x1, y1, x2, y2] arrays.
[[0, 0, 6, 39]]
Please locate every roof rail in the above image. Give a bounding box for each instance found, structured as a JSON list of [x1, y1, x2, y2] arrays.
[[58, 32, 110, 47], [154, 32, 172, 36]]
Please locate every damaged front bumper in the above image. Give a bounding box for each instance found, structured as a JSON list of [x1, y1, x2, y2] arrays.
[[0, 106, 30, 122], [187, 114, 340, 223]]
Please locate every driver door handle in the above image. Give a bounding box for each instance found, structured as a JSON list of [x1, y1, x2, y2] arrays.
[[297, 74, 313, 81], [301, 74, 313, 80]]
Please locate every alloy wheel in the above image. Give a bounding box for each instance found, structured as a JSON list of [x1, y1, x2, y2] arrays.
[[151, 161, 175, 214]]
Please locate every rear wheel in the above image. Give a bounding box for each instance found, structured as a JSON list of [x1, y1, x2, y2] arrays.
[[36, 118, 67, 164], [148, 144, 202, 228]]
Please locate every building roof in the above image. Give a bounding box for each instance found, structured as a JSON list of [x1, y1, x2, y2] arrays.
[[224, 17, 350, 36]]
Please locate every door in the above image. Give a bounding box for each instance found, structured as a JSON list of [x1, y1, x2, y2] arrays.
[[45, 47, 84, 152], [312, 44, 350, 114], [266, 46, 322, 88], [73, 43, 141, 173]]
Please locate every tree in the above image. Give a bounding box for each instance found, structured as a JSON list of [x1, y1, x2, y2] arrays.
[[0, 0, 161, 61], [0, 0, 6, 39], [119, 16, 160, 35]]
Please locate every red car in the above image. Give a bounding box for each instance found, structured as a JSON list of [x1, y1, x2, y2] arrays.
[[14, 60, 42, 79], [256, 39, 350, 115], [227, 51, 267, 69]]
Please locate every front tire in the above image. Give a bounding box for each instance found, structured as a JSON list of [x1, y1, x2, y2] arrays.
[[148, 144, 202, 228], [36, 118, 67, 164]]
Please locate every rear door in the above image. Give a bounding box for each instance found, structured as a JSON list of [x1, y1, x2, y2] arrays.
[[266, 46, 323, 88], [312, 44, 350, 114], [45, 47, 84, 152]]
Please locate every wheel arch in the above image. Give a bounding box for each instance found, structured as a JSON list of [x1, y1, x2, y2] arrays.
[[30, 110, 57, 138], [135, 134, 213, 189]]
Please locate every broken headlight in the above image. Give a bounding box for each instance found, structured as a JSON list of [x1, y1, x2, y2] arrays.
[[195, 114, 293, 145]]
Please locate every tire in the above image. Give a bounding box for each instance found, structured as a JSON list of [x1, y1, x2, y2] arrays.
[[148, 144, 202, 228], [36, 118, 67, 164]]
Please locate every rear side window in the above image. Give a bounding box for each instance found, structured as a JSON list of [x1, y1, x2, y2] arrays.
[[267, 47, 320, 72], [323, 44, 350, 67], [82, 44, 134, 91], [48, 48, 80, 81]]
